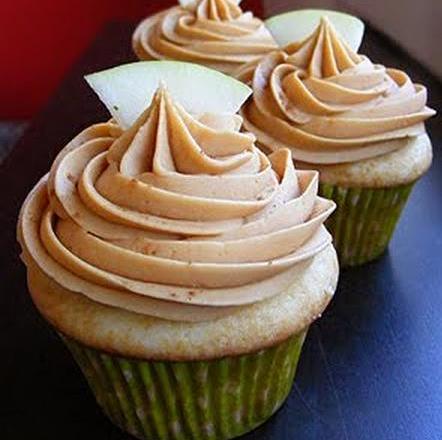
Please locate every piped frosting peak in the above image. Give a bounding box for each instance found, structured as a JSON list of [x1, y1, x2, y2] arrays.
[[18, 87, 335, 322], [240, 18, 435, 164], [284, 16, 362, 78], [132, 0, 277, 75], [191, 0, 242, 21]]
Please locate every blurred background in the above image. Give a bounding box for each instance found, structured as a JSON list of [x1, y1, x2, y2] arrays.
[[0, 0, 440, 156]]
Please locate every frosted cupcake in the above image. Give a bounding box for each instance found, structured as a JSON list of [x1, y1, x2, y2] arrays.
[[240, 13, 436, 266], [17, 62, 338, 439], [132, 0, 277, 75]]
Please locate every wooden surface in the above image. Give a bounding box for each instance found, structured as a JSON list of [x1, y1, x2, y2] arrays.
[[1, 4, 441, 439]]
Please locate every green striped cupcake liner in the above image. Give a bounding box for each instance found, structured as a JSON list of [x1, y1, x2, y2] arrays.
[[320, 181, 415, 267], [61, 330, 307, 440]]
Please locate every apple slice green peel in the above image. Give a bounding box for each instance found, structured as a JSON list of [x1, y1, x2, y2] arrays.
[[265, 9, 365, 52], [85, 61, 252, 129]]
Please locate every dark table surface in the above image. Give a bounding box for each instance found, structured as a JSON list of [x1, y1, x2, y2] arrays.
[[1, 5, 441, 440]]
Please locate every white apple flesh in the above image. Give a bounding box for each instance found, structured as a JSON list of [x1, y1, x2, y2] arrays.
[[85, 61, 252, 129], [265, 9, 365, 52]]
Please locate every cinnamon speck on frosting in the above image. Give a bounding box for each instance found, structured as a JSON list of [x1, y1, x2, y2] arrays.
[[240, 17, 435, 165], [18, 86, 335, 322]]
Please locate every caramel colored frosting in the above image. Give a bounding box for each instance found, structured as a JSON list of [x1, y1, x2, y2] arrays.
[[18, 88, 335, 322], [240, 17, 435, 164], [132, 0, 277, 75]]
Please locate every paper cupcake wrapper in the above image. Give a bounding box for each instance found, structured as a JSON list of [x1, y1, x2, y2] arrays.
[[319, 181, 415, 267], [62, 331, 306, 440]]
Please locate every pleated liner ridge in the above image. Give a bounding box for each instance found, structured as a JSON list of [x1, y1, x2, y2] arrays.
[[62, 331, 306, 440], [320, 181, 415, 266]]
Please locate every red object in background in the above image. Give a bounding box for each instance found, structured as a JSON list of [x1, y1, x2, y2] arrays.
[[1, 0, 262, 120], [0, 0, 172, 119]]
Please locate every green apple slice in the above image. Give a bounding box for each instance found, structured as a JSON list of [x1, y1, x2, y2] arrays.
[[178, 0, 197, 8], [85, 61, 252, 128], [265, 9, 365, 52]]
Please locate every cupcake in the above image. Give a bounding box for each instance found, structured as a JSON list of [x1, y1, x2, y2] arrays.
[[240, 13, 436, 266], [132, 0, 277, 75], [17, 61, 338, 439]]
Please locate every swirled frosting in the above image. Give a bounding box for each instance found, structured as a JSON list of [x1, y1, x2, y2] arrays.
[[132, 0, 277, 75], [18, 87, 335, 322], [240, 17, 435, 164]]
